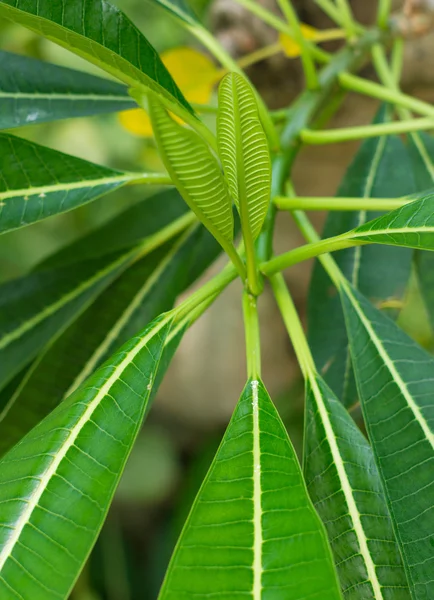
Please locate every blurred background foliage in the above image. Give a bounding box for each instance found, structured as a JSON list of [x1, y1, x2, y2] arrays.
[[1, 0, 434, 598]]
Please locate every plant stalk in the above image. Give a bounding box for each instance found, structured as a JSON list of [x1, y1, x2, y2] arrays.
[[377, 0, 392, 29], [243, 290, 262, 379]]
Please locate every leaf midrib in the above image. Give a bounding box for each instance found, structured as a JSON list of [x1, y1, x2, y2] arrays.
[[251, 380, 262, 600], [0, 91, 132, 102]]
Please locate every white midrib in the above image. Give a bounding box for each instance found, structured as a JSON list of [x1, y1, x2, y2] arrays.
[[344, 285, 434, 450], [251, 380, 262, 600], [0, 315, 170, 571], [351, 225, 434, 240], [0, 91, 132, 102], [63, 229, 193, 397], [0, 173, 143, 202], [309, 372, 385, 600]]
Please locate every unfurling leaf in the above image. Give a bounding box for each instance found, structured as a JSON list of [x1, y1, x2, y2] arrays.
[[159, 379, 342, 599], [217, 72, 271, 242], [149, 96, 235, 252]]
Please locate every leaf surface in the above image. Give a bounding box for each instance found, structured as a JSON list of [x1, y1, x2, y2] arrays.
[[308, 111, 415, 407], [0, 0, 192, 116], [0, 133, 154, 235], [217, 72, 271, 242], [145, 0, 199, 26], [0, 313, 172, 599], [304, 374, 410, 599], [341, 283, 434, 600], [0, 50, 135, 130], [159, 379, 342, 599], [149, 97, 234, 249], [0, 223, 222, 456]]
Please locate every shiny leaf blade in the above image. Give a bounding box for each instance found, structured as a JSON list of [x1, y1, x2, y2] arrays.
[[0, 50, 135, 130], [0, 0, 192, 116], [341, 283, 434, 600], [217, 72, 271, 241], [149, 97, 234, 249], [0, 223, 222, 456], [308, 112, 415, 407], [0, 313, 172, 599], [0, 133, 152, 234], [304, 374, 410, 599], [159, 379, 342, 599]]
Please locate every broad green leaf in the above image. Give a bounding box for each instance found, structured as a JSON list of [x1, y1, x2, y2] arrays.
[[0, 313, 172, 599], [159, 379, 342, 599], [0, 0, 193, 117], [0, 189, 190, 391], [0, 133, 162, 235], [0, 50, 135, 130], [304, 373, 410, 599], [308, 111, 416, 407], [217, 72, 271, 242], [149, 96, 235, 250], [341, 283, 434, 600], [0, 223, 222, 456]]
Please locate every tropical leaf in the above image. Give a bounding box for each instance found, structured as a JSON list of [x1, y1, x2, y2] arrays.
[[0, 133, 167, 235], [0, 189, 191, 391], [341, 282, 434, 600], [0, 50, 135, 130], [304, 374, 410, 599], [308, 111, 416, 407], [159, 379, 342, 599], [217, 72, 271, 242], [0, 313, 172, 599], [0, 223, 222, 457], [149, 96, 235, 252], [0, 0, 193, 116]]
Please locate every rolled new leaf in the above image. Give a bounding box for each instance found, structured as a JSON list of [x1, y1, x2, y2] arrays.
[[0, 133, 164, 235], [0, 50, 136, 131], [149, 96, 240, 267], [0, 0, 193, 117], [0, 313, 173, 599], [341, 282, 434, 600], [217, 72, 271, 242], [159, 379, 342, 599]]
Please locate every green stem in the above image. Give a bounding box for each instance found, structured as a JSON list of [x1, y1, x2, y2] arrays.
[[335, 0, 358, 37], [274, 195, 411, 211], [191, 25, 279, 150], [377, 0, 392, 29], [237, 42, 283, 69], [391, 37, 405, 85], [243, 290, 261, 378], [301, 116, 434, 144], [269, 273, 315, 378], [338, 72, 434, 118], [275, 0, 318, 89], [127, 172, 173, 186]]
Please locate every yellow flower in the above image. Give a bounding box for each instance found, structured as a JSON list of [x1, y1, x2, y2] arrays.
[[119, 47, 219, 137]]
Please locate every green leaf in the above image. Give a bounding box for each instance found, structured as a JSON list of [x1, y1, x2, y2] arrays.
[[0, 133, 161, 235], [348, 195, 434, 249], [416, 251, 434, 329], [0, 0, 193, 117], [159, 379, 342, 599], [0, 223, 222, 457], [308, 111, 416, 407], [341, 282, 434, 600], [217, 72, 271, 242], [149, 97, 236, 254], [0, 190, 190, 391], [0, 50, 136, 130], [304, 373, 410, 599], [147, 0, 198, 26], [0, 312, 172, 599]]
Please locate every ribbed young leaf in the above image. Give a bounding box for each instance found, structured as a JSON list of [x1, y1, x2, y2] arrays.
[[0, 313, 172, 599], [0, 50, 135, 130], [159, 379, 342, 600], [348, 195, 434, 249], [0, 190, 190, 392], [0, 133, 163, 235], [149, 97, 234, 249], [341, 283, 434, 600], [217, 72, 271, 242], [304, 374, 410, 600], [0, 223, 222, 457], [308, 109, 415, 408], [0, 0, 192, 116]]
